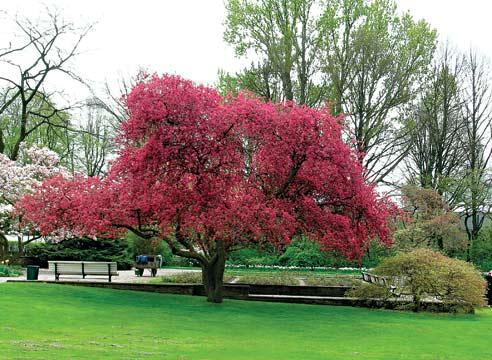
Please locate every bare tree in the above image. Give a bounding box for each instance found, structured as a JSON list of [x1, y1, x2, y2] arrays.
[[403, 46, 467, 205], [223, 0, 329, 106], [0, 9, 92, 160], [87, 79, 130, 128], [459, 50, 492, 260], [321, 0, 437, 184], [86, 71, 147, 130], [75, 106, 114, 176], [76, 72, 148, 176]]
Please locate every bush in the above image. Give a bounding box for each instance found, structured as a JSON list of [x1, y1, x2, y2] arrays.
[[226, 239, 392, 270], [359, 241, 395, 268], [228, 247, 279, 267], [167, 256, 202, 267], [347, 282, 392, 300], [470, 224, 492, 271], [25, 237, 134, 270], [0, 264, 22, 277], [127, 232, 206, 268], [358, 249, 486, 313], [126, 232, 173, 265], [279, 237, 328, 269]]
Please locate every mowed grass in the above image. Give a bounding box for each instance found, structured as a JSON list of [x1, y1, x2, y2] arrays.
[[0, 283, 491, 359], [154, 268, 361, 286]]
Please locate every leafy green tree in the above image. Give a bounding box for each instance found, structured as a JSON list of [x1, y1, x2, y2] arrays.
[[320, 0, 436, 183], [470, 224, 492, 271], [279, 237, 328, 269], [223, 0, 327, 106], [0, 92, 73, 166], [223, 0, 437, 184]]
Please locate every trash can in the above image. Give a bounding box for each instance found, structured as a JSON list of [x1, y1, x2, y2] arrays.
[[26, 265, 40, 281]]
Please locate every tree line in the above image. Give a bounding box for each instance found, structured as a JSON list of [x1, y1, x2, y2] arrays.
[[220, 0, 492, 261], [1, 1, 492, 265]]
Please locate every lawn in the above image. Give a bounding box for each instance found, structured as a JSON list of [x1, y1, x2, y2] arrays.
[[166, 265, 364, 276], [154, 268, 361, 286], [0, 283, 490, 359]]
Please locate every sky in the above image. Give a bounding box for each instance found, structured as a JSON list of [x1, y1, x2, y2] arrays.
[[1, 0, 491, 103]]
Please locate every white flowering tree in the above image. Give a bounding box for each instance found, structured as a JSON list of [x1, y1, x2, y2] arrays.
[[0, 146, 69, 259]]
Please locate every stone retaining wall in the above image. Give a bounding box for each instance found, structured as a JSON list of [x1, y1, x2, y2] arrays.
[[6, 280, 463, 312]]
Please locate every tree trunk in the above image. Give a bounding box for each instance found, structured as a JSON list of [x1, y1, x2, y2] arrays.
[[201, 247, 226, 303], [17, 234, 24, 257], [0, 231, 8, 261]]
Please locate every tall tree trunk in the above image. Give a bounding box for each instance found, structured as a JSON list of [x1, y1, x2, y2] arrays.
[[201, 244, 226, 303], [281, 72, 294, 102]]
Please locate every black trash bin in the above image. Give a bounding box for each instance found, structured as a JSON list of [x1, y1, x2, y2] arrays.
[[26, 265, 40, 281]]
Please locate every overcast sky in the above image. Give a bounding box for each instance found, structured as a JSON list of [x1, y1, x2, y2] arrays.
[[2, 0, 491, 102]]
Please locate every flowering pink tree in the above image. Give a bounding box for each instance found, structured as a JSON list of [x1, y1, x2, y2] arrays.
[[20, 75, 394, 302], [0, 146, 69, 258]]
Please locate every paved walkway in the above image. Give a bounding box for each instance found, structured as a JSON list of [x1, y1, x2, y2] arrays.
[[0, 268, 201, 283]]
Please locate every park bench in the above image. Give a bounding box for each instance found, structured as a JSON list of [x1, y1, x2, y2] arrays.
[[361, 271, 398, 293], [48, 261, 118, 282]]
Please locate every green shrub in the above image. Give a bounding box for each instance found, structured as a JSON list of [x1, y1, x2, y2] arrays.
[[225, 238, 392, 270], [360, 249, 486, 313], [126, 232, 173, 265], [279, 238, 392, 269], [25, 237, 134, 270], [346, 282, 392, 300], [358, 241, 395, 268], [0, 264, 22, 277], [470, 224, 492, 271], [167, 256, 202, 268], [228, 246, 280, 267], [279, 237, 328, 269]]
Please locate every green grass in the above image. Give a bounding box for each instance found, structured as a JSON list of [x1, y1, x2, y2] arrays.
[[233, 271, 300, 285], [153, 269, 361, 286], [163, 265, 364, 276], [224, 266, 364, 275], [0, 283, 491, 359]]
